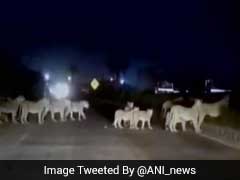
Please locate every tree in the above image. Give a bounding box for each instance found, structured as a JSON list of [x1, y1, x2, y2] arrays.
[[0, 49, 42, 98]]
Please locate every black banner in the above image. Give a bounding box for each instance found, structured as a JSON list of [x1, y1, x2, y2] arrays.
[[0, 161, 239, 179]]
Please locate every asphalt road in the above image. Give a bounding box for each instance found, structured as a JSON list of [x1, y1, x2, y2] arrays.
[[0, 110, 240, 160]]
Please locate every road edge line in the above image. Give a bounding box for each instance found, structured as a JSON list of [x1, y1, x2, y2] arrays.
[[199, 133, 240, 150]]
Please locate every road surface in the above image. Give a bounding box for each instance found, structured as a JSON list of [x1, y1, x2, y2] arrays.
[[0, 110, 239, 160]]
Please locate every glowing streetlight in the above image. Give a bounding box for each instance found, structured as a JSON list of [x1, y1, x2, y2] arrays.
[[120, 78, 125, 85], [44, 73, 50, 81], [110, 77, 114, 82], [43, 72, 50, 98], [49, 82, 70, 99], [68, 75, 72, 82]]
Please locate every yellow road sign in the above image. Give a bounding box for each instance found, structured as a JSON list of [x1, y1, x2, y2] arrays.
[[90, 78, 100, 90]]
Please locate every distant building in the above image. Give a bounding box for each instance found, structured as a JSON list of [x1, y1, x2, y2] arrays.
[[154, 81, 180, 94], [205, 79, 213, 93], [205, 79, 231, 94]]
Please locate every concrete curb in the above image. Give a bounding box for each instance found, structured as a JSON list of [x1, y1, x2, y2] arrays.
[[200, 124, 240, 150]]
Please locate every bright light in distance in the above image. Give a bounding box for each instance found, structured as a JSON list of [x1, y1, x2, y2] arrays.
[[110, 77, 114, 82], [68, 76, 72, 81], [156, 88, 179, 94], [210, 88, 231, 93], [120, 78, 125, 85], [44, 73, 50, 81], [158, 88, 174, 92], [173, 90, 180, 93], [49, 82, 70, 99]]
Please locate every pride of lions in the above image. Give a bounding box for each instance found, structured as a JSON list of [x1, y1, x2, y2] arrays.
[[0, 95, 229, 134], [0, 96, 89, 125], [114, 96, 229, 133]]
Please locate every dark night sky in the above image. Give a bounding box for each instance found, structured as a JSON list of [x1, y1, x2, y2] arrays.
[[0, 0, 239, 89]]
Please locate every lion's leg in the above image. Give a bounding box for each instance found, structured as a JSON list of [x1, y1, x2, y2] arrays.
[[173, 122, 178, 132], [22, 109, 27, 124], [135, 120, 139, 130], [130, 118, 137, 130], [113, 118, 118, 128], [165, 123, 169, 131], [40, 110, 47, 125], [71, 112, 75, 121], [78, 112, 82, 121], [169, 116, 174, 132], [71, 112, 77, 121], [141, 120, 145, 130], [23, 111, 29, 124], [129, 119, 134, 129], [181, 121, 186, 132], [79, 111, 83, 120], [60, 111, 65, 122], [193, 119, 201, 133], [169, 118, 173, 132], [170, 118, 177, 133], [147, 120, 152, 130], [20, 110, 24, 124], [198, 113, 205, 129], [40, 110, 44, 124], [50, 112, 57, 122], [171, 121, 176, 132], [21, 113, 24, 124], [132, 118, 139, 130], [165, 117, 168, 130], [80, 110, 86, 120], [169, 112, 175, 132], [12, 112, 18, 124], [37, 113, 41, 124], [118, 119, 123, 129], [77, 112, 81, 121], [49, 111, 53, 120], [173, 113, 181, 132], [43, 110, 48, 122], [123, 120, 127, 128], [171, 123, 176, 132], [69, 111, 73, 121], [165, 114, 171, 131]]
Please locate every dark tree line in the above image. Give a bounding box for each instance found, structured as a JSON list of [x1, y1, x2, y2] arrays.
[[0, 49, 43, 99]]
